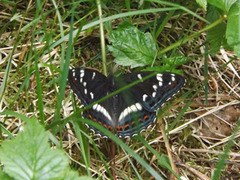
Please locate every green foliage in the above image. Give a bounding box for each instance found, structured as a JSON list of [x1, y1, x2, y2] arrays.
[[226, 2, 240, 57], [196, 0, 207, 10], [207, 0, 237, 13], [0, 168, 13, 180], [1, 0, 239, 179], [207, 0, 240, 57], [158, 154, 172, 169], [207, 6, 226, 55], [108, 23, 157, 68], [0, 119, 94, 180]]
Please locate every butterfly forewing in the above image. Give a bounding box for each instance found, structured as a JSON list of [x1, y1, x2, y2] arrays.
[[68, 68, 109, 105], [121, 71, 185, 111]]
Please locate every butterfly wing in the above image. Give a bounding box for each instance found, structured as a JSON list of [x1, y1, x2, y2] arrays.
[[115, 100, 157, 138], [68, 68, 117, 137], [68, 68, 185, 138], [111, 71, 184, 137], [68, 68, 109, 106], [120, 71, 185, 111]]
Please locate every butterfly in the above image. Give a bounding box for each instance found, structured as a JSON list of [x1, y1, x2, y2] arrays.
[[68, 67, 185, 138]]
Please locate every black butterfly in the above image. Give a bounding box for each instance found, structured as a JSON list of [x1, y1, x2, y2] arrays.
[[68, 67, 185, 138]]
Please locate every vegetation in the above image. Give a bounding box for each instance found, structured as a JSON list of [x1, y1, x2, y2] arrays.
[[0, 0, 239, 179]]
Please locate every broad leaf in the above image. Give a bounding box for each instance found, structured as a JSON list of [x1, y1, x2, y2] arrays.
[[207, 6, 226, 55], [108, 23, 157, 68], [0, 119, 73, 180], [226, 2, 240, 58]]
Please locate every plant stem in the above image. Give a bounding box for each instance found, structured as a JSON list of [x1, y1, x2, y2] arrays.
[[96, 0, 107, 76]]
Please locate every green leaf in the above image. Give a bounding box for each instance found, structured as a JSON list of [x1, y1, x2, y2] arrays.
[[63, 172, 94, 180], [0, 119, 69, 180], [0, 168, 13, 180], [196, 0, 207, 10], [207, 0, 237, 13], [226, 2, 240, 57], [158, 154, 172, 169], [223, 0, 237, 12], [161, 55, 189, 67], [207, 6, 226, 55], [108, 23, 157, 68]]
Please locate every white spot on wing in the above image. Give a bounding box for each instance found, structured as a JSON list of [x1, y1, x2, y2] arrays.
[[73, 71, 75, 77], [153, 85, 157, 91], [83, 82, 87, 87], [84, 88, 87, 94], [152, 92, 156, 97], [94, 104, 112, 120], [137, 74, 143, 81], [143, 94, 148, 101], [119, 103, 143, 121], [80, 69, 85, 78], [119, 113, 123, 121], [90, 92, 94, 99], [123, 108, 128, 118], [96, 104, 101, 112], [159, 81, 163, 86], [80, 78, 83, 83], [93, 104, 98, 109], [171, 76, 175, 81], [130, 104, 137, 112], [92, 72, 96, 80], [128, 107, 132, 114], [156, 74, 163, 81], [135, 103, 142, 111]]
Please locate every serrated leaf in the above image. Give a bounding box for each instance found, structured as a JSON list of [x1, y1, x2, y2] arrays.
[[196, 0, 207, 10], [0, 119, 69, 180], [226, 2, 240, 57], [108, 23, 157, 68]]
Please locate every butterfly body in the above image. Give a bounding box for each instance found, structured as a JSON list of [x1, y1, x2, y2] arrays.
[[68, 67, 185, 138]]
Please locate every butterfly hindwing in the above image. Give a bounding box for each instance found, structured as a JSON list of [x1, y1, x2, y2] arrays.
[[83, 100, 114, 137], [115, 102, 157, 138]]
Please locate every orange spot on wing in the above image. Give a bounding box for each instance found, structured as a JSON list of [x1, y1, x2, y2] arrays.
[[124, 124, 129, 129], [116, 126, 123, 132], [108, 126, 113, 132]]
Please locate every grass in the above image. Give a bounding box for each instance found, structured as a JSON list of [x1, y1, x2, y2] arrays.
[[0, 0, 240, 180]]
